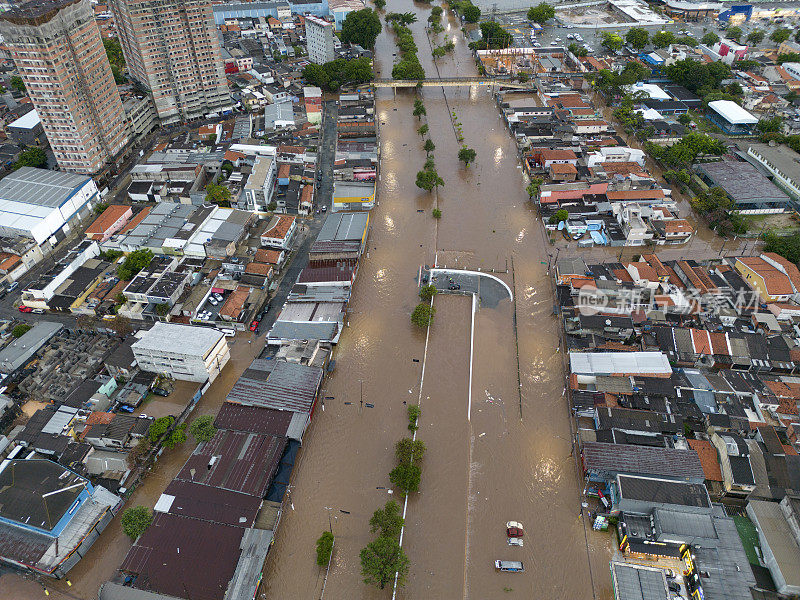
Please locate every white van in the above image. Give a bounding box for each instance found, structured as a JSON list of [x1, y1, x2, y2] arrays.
[[217, 328, 236, 337]]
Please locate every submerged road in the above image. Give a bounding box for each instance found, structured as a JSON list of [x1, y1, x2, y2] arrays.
[[263, 4, 612, 600]]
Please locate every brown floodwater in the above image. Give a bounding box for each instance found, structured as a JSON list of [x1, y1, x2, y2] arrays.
[[263, 4, 613, 600], [0, 333, 264, 600]]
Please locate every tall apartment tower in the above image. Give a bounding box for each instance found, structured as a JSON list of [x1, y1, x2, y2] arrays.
[[305, 16, 335, 65], [0, 0, 130, 175], [110, 0, 230, 124]]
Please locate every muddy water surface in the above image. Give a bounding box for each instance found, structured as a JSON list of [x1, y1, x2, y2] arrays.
[[264, 4, 611, 600]]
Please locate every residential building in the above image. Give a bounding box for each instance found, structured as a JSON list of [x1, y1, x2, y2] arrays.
[[747, 497, 800, 596], [6, 109, 45, 146], [110, 0, 230, 124], [260, 215, 297, 249], [710, 432, 756, 496], [332, 181, 375, 212], [735, 256, 793, 303], [747, 143, 800, 201], [0, 0, 130, 174], [243, 155, 277, 211], [122, 94, 158, 140], [131, 323, 230, 383], [85, 205, 133, 242], [305, 15, 335, 64], [0, 458, 121, 577], [0, 168, 100, 246]]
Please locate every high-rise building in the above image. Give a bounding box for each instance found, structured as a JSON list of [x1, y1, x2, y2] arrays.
[[0, 0, 130, 175], [305, 15, 335, 64], [110, 0, 230, 124]]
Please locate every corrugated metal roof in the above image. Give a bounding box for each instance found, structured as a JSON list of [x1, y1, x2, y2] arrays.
[[569, 352, 671, 375], [225, 360, 323, 413], [214, 403, 292, 437], [157, 479, 261, 528], [176, 429, 285, 497], [120, 512, 245, 600], [582, 442, 705, 481]]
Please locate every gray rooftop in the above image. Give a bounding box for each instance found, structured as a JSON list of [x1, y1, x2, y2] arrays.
[[225, 359, 323, 414], [695, 160, 790, 204], [0, 321, 63, 374], [267, 320, 339, 343], [132, 323, 224, 357], [747, 500, 800, 591], [317, 211, 370, 243], [0, 167, 91, 208], [611, 562, 668, 600]]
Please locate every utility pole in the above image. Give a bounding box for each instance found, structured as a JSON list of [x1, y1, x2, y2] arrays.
[[359, 379, 363, 413]]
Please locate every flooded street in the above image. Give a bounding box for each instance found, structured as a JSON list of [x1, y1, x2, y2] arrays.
[[264, 4, 611, 600], [0, 333, 264, 600]]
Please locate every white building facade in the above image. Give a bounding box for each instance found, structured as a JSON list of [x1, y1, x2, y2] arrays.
[[305, 15, 335, 64], [131, 323, 230, 383]]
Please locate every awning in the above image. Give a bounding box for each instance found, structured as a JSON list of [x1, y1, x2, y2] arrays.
[[211, 287, 225, 293]]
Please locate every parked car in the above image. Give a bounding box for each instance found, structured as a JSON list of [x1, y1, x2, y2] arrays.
[[31, 308, 45, 314], [209, 298, 218, 306], [7, 282, 18, 292], [18, 306, 32, 313], [495, 560, 524, 572], [506, 521, 524, 537], [250, 320, 259, 331], [449, 283, 461, 290], [507, 537, 524, 547]]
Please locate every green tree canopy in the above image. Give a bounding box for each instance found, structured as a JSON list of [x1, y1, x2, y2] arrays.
[[417, 124, 429, 137], [189, 415, 216, 443], [526, 177, 543, 198], [477, 21, 512, 49], [746, 30, 764, 45], [316, 531, 335, 566], [764, 232, 800, 264], [103, 38, 125, 68], [458, 147, 476, 166], [396, 438, 425, 463], [10, 75, 25, 93], [419, 284, 437, 301], [527, 2, 555, 25], [415, 168, 443, 192], [12, 324, 32, 338], [676, 35, 698, 47], [14, 147, 47, 170], [163, 423, 187, 450], [423, 138, 435, 154], [601, 32, 623, 52], [625, 28, 649, 50], [463, 4, 480, 22], [777, 52, 800, 65], [757, 116, 783, 134], [652, 30, 676, 49], [340, 8, 382, 49], [205, 183, 231, 207], [369, 500, 404, 540], [389, 461, 422, 494], [117, 248, 153, 281], [360, 536, 409, 590], [726, 26, 742, 41], [121, 506, 153, 540], [148, 415, 175, 443], [302, 57, 374, 92], [664, 58, 731, 94], [771, 28, 791, 44], [701, 32, 720, 46], [411, 302, 435, 327]]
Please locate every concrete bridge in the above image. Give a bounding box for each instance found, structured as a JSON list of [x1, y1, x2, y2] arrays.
[[372, 77, 534, 89]]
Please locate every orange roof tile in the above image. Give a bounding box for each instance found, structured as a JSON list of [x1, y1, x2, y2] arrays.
[[245, 262, 272, 276], [219, 285, 251, 320], [262, 215, 295, 240], [738, 257, 794, 296], [626, 262, 657, 281], [690, 328, 712, 354], [0, 252, 21, 272], [86, 205, 131, 238], [121, 207, 152, 233], [665, 220, 694, 234], [687, 439, 723, 481], [550, 163, 578, 173], [763, 252, 800, 293], [254, 248, 282, 264]]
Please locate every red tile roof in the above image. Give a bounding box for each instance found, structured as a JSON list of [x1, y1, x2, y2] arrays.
[[687, 439, 723, 481]]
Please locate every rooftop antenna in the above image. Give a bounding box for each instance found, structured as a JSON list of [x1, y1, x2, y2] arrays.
[[490, 2, 497, 22]]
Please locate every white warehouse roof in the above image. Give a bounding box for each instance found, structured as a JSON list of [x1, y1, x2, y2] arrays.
[[132, 323, 225, 357], [708, 100, 758, 125], [0, 167, 96, 245], [570, 352, 672, 375], [7, 109, 40, 130]]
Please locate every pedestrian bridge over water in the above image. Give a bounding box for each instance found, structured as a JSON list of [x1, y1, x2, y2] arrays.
[[372, 77, 534, 89]]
